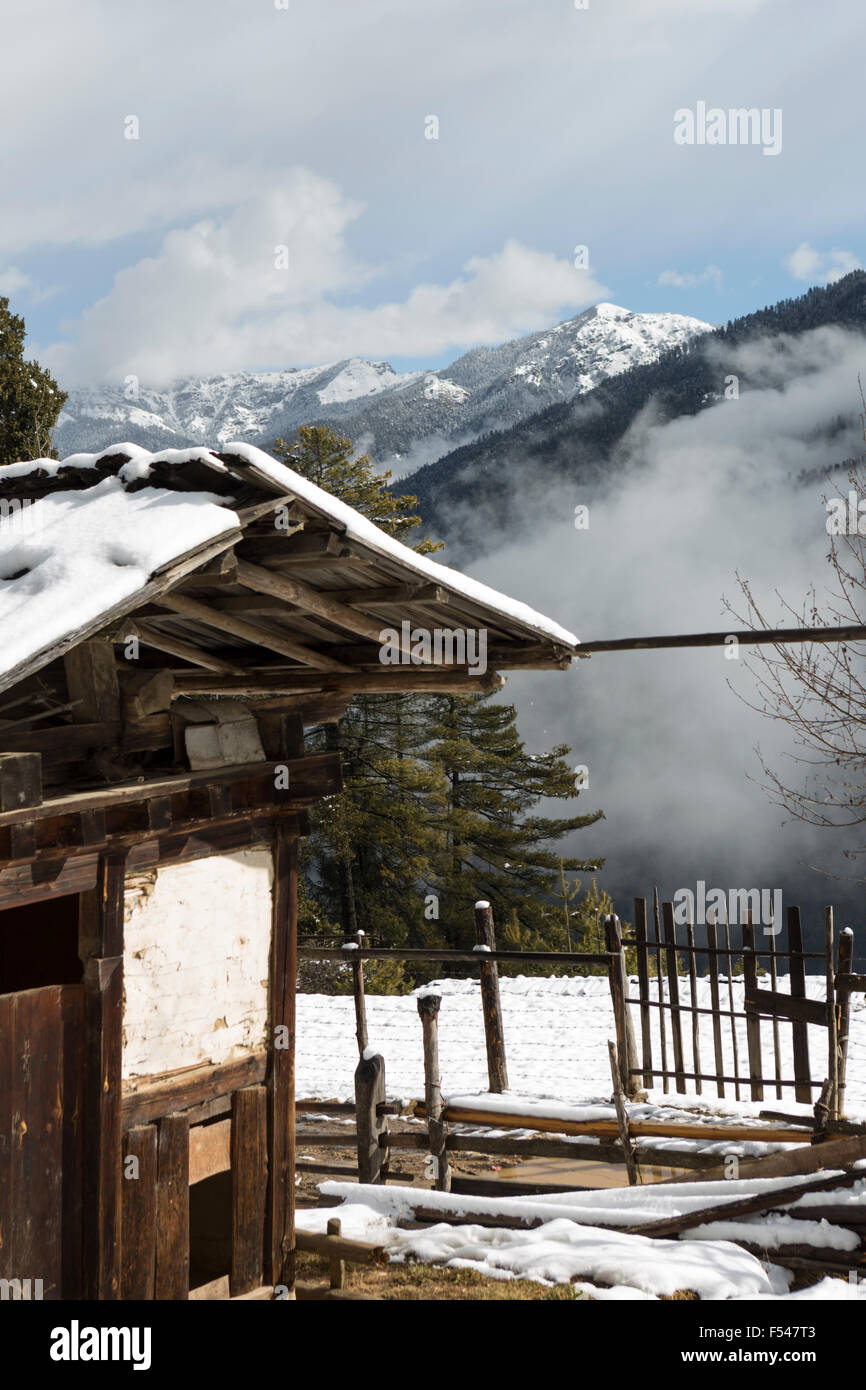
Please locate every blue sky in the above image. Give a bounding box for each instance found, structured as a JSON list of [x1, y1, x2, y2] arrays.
[[3, 0, 864, 384]]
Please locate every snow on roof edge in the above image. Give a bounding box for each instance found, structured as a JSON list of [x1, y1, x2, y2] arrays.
[[220, 441, 579, 649]]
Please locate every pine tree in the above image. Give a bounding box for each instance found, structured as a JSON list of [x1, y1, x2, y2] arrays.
[[422, 692, 603, 957], [274, 424, 606, 981], [0, 298, 66, 466]]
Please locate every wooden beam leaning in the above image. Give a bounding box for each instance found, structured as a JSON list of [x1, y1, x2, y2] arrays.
[[79, 848, 127, 1300], [125, 621, 245, 675], [155, 592, 352, 672]]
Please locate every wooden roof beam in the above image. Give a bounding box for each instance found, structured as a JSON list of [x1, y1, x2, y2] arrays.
[[122, 622, 245, 675], [172, 669, 506, 698], [234, 558, 415, 655], [154, 592, 352, 673]]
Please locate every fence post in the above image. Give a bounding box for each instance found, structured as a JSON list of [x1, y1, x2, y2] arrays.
[[604, 914, 640, 1098], [474, 900, 509, 1093], [825, 906, 839, 1121], [416, 993, 451, 1192], [327, 1218, 345, 1290], [350, 929, 368, 1056], [836, 927, 854, 1120], [354, 1052, 389, 1184]]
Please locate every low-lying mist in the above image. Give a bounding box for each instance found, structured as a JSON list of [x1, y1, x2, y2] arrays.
[[456, 324, 866, 960]]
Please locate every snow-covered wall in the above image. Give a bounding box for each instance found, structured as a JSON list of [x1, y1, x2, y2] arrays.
[[122, 850, 274, 1079]]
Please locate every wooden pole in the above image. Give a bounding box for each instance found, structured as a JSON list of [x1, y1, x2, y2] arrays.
[[577, 623, 866, 654], [350, 928, 368, 1056], [705, 912, 726, 1099], [79, 847, 127, 1300], [660, 903, 686, 1094], [685, 918, 702, 1095], [787, 905, 812, 1104], [837, 928, 854, 1118], [604, 914, 640, 1097], [652, 888, 669, 1094], [607, 1041, 638, 1186], [742, 913, 764, 1102], [354, 1052, 389, 1184], [633, 898, 654, 1089], [826, 906, 839, 1121], [327, 1218, 345, 1291], [416, 993, 451, 1192], [474, 901, 509, 1093]]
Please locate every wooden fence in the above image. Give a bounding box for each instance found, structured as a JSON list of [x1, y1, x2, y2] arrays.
[[614, 895, 864, 1120]]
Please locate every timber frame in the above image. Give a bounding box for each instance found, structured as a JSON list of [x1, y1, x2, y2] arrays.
[[0, 443, 578, 1301]]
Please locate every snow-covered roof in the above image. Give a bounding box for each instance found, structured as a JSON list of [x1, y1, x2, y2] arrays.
[[0, 442, 578, 691]]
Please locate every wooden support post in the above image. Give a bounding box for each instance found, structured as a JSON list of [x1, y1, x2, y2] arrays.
[[825, 906, 839, 1121], [787, 905, 812, 1104], [230, 1085, 268, 1297], [473, 901, 508, 1093], [351, 929, 368, 1055], [121, 1125, 158, 1300], [604, 914, 640, 1097], [685, 917, 702, 1095], [155, 1113, 189, 1300], [633, 898, 654, 1088], [652, 888, 669, 1095], [607, 1040, 638, 1186], [79, 848, 127, 1300], [0, 751, 42, 811], [660, 903, 686, 1094], [327, 1218, 345, 1291], [837, 928, 855, 1118], [266, 824, 299, 1293], [416, 993, 451, 1192], [705, 913, 726, 1099], [354, 1052, 389, 1184], [742, 914, 765, 1102]]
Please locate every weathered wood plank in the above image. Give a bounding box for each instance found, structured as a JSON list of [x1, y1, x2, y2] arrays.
[[633, 898, 653, 1088], [121, 1125, 158, 1299], [787, 906, 813, 1104], [155, 1113, 190, 1300], [705, 917, 726, 1099], [742, 917, 765, 1102], [230, 1085, 268, 1297], [661, 903, 686, 1094], [188, 1117, 231, 1186], [354, 1053, 389, 1185], [122, 1053, 268, 1129], [80, 850, 126, 1300], [265, 816, 300, 1289]]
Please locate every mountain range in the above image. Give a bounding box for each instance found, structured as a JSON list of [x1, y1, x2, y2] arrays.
[[53, 303, 711, 471]]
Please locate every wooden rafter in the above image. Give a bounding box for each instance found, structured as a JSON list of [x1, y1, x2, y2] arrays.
[[154, 592, 352, 673], [234, 558, 414, 653]]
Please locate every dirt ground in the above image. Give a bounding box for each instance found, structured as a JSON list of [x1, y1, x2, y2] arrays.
[[295, 1112, 553, 1205]]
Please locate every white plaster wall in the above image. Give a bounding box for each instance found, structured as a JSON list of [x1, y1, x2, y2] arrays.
[[122, 849, 273, 1079]]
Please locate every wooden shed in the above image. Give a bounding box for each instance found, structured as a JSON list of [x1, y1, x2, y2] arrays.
[[0, 441, 578, 1300]]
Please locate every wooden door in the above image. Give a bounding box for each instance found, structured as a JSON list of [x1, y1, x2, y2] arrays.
[[0, 984, 84, 1299]]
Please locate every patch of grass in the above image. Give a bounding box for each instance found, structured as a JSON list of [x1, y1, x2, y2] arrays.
[[297, 1251, 590, 1300]]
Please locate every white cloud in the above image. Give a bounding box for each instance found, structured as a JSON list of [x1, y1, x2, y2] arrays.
[[657, 266, 723, 291], [785, 242, 861, 285], [43, 175, 607, 386], [0, 266, 55, 303]]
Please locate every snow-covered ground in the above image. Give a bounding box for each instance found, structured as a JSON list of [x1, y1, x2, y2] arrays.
[[296, 974, 866, 1299], [297, 972, 866, 1118]]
